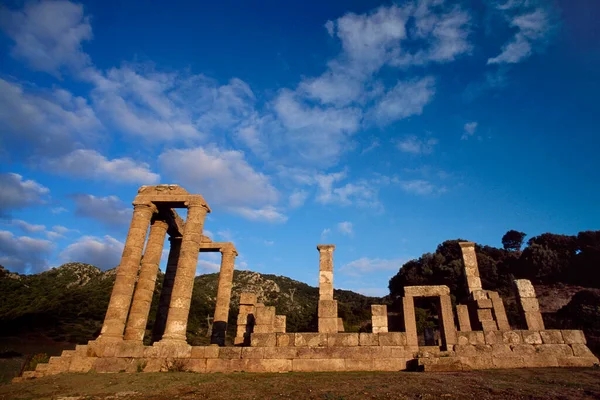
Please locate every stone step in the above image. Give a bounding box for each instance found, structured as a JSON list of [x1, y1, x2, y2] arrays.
[[21, 371, 37, 379], [61, 350, 76, 357], [35, 363, 49, 372]]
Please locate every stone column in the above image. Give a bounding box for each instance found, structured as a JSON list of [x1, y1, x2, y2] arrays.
[[456, 305, 472, 332], [459, 242, 482, 294], [151, 236, 181, 343], [211, 245, 238, 346], [124, 216, 168, 341], [438, 295, 457, 349], [403, 296, 418, 347], [371, 305, 388, 333], [317, 244, 338, 333], [513, 279, 545, 331], [99, 202, 156, 340], [160, 201, 209, 343]]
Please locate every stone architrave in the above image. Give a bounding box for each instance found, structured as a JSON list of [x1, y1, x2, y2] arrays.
[[99, 202, 157, 340], [371, 305, 388, 333], [151, 236, 181, 343], [211, 245, 238, 346], [456, 304, 472, 332], [513, 279, 545, 330], [161, 200, 209, 343], [459, 242, 483, 294], [403, 296, 418, 347], [124, 216, 168, 341]]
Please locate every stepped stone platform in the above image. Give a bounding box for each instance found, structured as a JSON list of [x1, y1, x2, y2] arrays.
[[13, 185, 599, 382]]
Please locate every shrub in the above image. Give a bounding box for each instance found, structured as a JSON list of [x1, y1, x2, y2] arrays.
[[25, 353, 50, 371]]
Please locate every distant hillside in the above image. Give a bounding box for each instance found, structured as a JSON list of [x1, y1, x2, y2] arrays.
[[0, 263, 380, 345]]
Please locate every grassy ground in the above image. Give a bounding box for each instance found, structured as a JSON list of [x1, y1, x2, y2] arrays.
[[0, 368, 599, 400]]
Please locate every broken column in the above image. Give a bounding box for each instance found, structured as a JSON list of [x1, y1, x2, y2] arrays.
[[211, 244, 238, 346], [234, 292, 256, 345], [371, 305, 388, 333], [513, 279, 545, 330], [317, 244, 338, 333]]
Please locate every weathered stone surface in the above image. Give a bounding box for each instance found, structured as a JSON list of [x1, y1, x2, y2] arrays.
[[185, 359, 206, 373], [318, 300, 338, 318], [471, 290, 488, 301], [327, 333, 359, 347], [345, 358, 374, 371], [293, 358, 345, 372], [359, 333, 379, 346], [371, 316, 388, 328], [264, 347, 298, 359], [403, 296, 418, 347], [524, 312, 545, 331], [456, 305, 471, 332], [274, 315, 286, 333], [510, 344, 536, 355], [240, 292, 257, 305], [318, 317, 338, 333], [68, 357, 96, 373], [372, 358, 409, 371], [337, 318, 345, 332], [488, 291, 511, 331], [404, 285, 450, 297], [490, 344, 513, 357], [534, 344, 573, 357], [371, 304, 387, 316], [255, 306, 276, 326], [556, 356, 600, 367], [522, 331, 543, 345], [480, 320, 499, 331], [477, 309, 494, 321], [250, 333, 277, 347], [219, 347, 242, 359], [476, 298, 493, 309], [241, 359, 292, 373], [571, 343, 596, 357], [378, 332, 406, 346], [241, 347, 265, 359], [295, 333, 327, 347], [503, 331, 522, 344], [205, 345, 219, 358], [522, 355, 558, 368], [540, 330, 564, 344], [454, 344, 477, 357], [562, 330, 587, 344], [514, 279, 537, 298], [492, 356, 524, 369], [484, 331, 504, 345], [277, 333, 294, 347], [520, 297, 540, 312], [253, 325, 274, 333], [190, 347, 205, 358]]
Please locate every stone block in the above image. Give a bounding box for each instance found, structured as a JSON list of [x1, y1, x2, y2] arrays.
[[239, 304, 255, 314], [327, 333, 359, 347], [205, 345, 219, 358], [476, 298, 493, 309], [484, 331, 503, 345], [456, 305, 472, 332], [522, 331, 543, 345], [477, 309, 494, 321], [240, 292, 257, 305], [371, 315, 388, 328], [277, 333, 294, 347], [264, 347, 298, 359], [318, 317, 338, 333], [274, 315, 286, 333], [116, 341, 145, 358], [143, 358, 162, 372], [68, 357, 95, 373], [522, 355, 558, 368], [404, 285, 450, 297], [378, 332, 406, 346], [402, 296, 418, 347], [471, 290, 488, 301], [510, 344, 536, 355], [454, 344, 477, 357], [93, 357, 133, 373], [319, 283, 334, 301], [359, 333, 379, 346], [556, 356, 600, 367], [571, 343, 596, 357], [471, 331, 486, 345], [422, 357, 466, 372], [219, 347, 242, 359], [372, 358, 409, 371], [255, 306, 275, 326], [457, 356, 494, 371], [318, 300, 338, 318], [250, 333, 277, 347], [466, 276, 482, 291], [371, 304, 387, 316], [488, 291, 511, 331], [502, 331, 522, 344], [481, 320, 498, 331], [319, 271, 334, 285], [237, 313, 251, 325], [241, 347, 265, 359], [345, 358, 374, 371], [514, 279, 536, 298], [206, 359, 231, 373], [562, 330, 586, 344], [492, 356, 524, 369], [540, 330, 564, 344], [241, 358, 292, 373], [190, 346, 205, 358], [372, 326, 388, 334], [337, 318, 345, 332], [474, 344, 493, 354], [534, 344, 573, 357], [293, 358, 345, 372], [233, 336, 245, 346], [457, 332, 469, 345], [294, 333, 328, 347], [150, 341, 192, 358], [253, 324, 274, 334], [185, 359, 206, 373], [524, 312, 545, 331], [490, 344, 513, 357], [520, 297, 540, 312]]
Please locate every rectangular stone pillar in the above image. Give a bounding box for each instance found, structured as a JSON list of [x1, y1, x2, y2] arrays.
[[211, 245, 238, 346], [274, 315, 286, 333], [488, 291, 511, 331], [403, 296, 418, 347], [234, 292, 256, 345], [124, 216, 168, 341], [459, 242, 482, 294], [513, 279, 545, 330], [151, 236, 180, 343], [161, 201, 209, 344], [438, 295, 457, 348], [317, 245, 337, 333], [371, 305, 388, 333], [456, 304, 471, 332], [99, 202, 156, 340], [318, 299, 338, 333], [253, 306, 275, 333], [337, 318, 345, 332]]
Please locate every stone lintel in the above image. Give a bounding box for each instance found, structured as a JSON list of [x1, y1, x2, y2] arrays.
[[199, 242, 238, 254], [404, 285, 450, 297], [135, 185, 211, 212], [459, 241, 475, 248]]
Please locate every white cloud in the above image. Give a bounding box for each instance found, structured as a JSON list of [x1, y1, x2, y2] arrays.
[[462, 121, 478, 140], [46, 149, 160, 184], [314, 171, 382, 210], [0, 0, 92, 75], [321, 228, 331, 240], [289, 190, 309, 209], [8, 219, 46, 234], [337, 221, 353, 235], [159, 146, 280, 217], [399, 179, 444, 196], [0, 173, 49, 216], [51, 207, 68, 214], [353, 287, 389, 297], [70, 194, 131, 227], [0, 79, 101, 157], [230, 206, 287, 224], [59, 235, 124, 270], [488, 8, 552, 64], [0, 230, 54, 274], [369, 77, 436, 125], [197, 252, 222, 274], [340, 257, 404, 277], [395, 135, 438, 155]]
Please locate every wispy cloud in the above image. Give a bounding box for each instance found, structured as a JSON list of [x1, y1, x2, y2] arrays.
[[337, 221, 353, 236], [395, 135, 438, 155], [340, 257, 405, 277], [461, 121, 478, 140]]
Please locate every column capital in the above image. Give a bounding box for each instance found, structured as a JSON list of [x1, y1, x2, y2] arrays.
[[220, 244, 238, 256], [317, 244, 335, 252], [132, 201, 158, 214], [185, 195, 211, 212]]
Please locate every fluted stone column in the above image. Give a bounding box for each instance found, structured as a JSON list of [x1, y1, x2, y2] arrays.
[[99, 202, 156, 340], [152, 236, 181, 343], [161, 201, 208, 343], [124, 216, 168, 341], [210, 245, 238, 345]]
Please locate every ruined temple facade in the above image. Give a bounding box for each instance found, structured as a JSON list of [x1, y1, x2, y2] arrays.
[[18, 185, 599, 379]]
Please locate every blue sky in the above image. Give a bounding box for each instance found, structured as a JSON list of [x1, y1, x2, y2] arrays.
[[0, 0, 599, 296]]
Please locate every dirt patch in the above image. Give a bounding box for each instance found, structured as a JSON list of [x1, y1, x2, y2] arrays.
[[1, 368, 599, 400]]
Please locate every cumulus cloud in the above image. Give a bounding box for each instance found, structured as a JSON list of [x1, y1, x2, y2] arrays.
[[369, 77, 436, 125], [159, 146, 282, 221], [462, 121, 478, 140], [59, 235, 124, 270], [314, 171, 382, 210], [0, 173, 49, 216], [395, 135, 438, 155], [0, 0, 92, 75], [288, 190, 309, 209], [0, 230, 54, 273], [8, 219, 46, 234], [488, 7, 553, 64], [70, 194, 131, 227], [46, 149, 160, 184], [337, 221, 353, 235], [340, 257, 404, 277]]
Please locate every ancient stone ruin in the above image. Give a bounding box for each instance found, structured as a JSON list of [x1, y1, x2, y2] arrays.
[[18, 185, 599, 379]]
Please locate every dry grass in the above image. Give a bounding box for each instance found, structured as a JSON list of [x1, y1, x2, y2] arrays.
[[1, 368, 599, 400]]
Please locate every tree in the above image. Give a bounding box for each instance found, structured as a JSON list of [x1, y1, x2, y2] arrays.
[[501, 230, 527, 251]]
